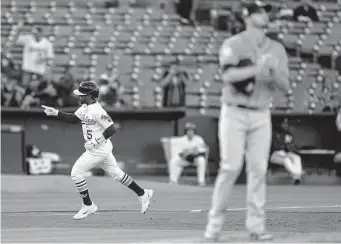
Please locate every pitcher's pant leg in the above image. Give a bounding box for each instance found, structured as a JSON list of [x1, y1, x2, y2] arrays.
[[245, 110, 271, 234], [205, 106, 246, 238]]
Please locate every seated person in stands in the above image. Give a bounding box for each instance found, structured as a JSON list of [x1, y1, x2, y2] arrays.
[[98, 66, 125, 108], [54, 63, 79, 107], [293, 0, 319, 22], [21, 76, 58, 108], [333, 108, 341, 177], [269, 119, 303, 185], [161, 64, 187, 107], [169, 122, 207, 186], [1, 74, 26, 107]]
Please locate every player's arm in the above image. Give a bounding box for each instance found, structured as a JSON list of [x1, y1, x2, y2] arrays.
[[220, 40, 259, 84], [270, 43, 290, 92], [42, 105, 80, 124], [96, 111, 116, 140], [15, 22, 31, 46], [58, 111, 80, 124]]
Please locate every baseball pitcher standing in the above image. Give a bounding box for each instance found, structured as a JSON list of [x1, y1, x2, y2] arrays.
[[204, 1, 290, 242]]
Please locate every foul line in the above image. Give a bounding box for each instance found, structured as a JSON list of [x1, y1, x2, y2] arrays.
[[190, 205, 341, 213], [4, 205, 340, 216]]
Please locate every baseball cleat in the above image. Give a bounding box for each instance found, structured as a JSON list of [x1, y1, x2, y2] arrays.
[[250, 232, 273, 241], [73, 203, 98, 220], [138, 189, 154, 214], [169, 181, 179, 185], [204, 232, 219, 243], [294, 179, 301, 185]]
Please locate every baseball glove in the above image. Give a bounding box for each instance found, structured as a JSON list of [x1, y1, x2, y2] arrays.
[[231, 58, 256, 96]]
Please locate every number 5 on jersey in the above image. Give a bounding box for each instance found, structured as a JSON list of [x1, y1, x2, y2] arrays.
[[87, 130, 92, 139]]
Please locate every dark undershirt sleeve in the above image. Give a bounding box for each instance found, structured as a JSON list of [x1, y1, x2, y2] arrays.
[[57, 111, 80, 124], [102, 124, 116, 139]]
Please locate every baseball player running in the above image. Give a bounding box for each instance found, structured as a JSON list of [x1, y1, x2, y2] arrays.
[[204, 1, 290, 242], [42, 81, 154, 220]]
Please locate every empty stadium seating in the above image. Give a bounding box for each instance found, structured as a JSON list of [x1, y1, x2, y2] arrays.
[[1, 0, 340, 113]]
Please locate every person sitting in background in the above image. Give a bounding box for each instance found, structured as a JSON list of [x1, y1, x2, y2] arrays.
[[54, 64, 78, 107], [333, 108, 341, 177], [176, 0, 198, 25], [161, 64, 187, 107], [293, 0, 319, 22], [169, 122, 207, 186], [98, 67, 125, 108], [322, 95, 341, 112], [1, 53, 21, 81], [26, 144, 61, 175], [269, 119, 303, 185], [21, 76, 58, 108], [1, 74, 26, 107]]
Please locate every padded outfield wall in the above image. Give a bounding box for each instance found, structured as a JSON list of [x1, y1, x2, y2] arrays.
[[1, 108, 338, 175]]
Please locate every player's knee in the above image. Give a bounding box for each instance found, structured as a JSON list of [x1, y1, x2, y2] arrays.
[[71, 167, 83, 181], [171, 157, 181, 166], [255, 165, 268, 176], [247, 160, 268, 175], [107, 166, 124, 181], [334, 153, 341, 163], [220, 160, 243, 174]]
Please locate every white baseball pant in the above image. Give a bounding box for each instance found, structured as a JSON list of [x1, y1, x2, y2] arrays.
[[205, 104, 272, 237], [71, 141, 126, 187], [169, 155, 207, 184], [270, 150, 302, 180]]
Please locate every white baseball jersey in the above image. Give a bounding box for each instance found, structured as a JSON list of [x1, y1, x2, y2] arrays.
[[17, 34, 54, 75], [74, 102, 114, 148], [178, 135, 206, 153]]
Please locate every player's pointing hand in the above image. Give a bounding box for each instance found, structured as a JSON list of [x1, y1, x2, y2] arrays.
[[42, 105, 59, 116]]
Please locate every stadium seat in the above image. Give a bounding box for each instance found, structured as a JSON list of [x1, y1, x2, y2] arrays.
[[1, 0, 339, 112]]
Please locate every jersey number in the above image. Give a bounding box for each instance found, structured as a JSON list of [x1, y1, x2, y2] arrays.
[[86, 130, 92, 139]]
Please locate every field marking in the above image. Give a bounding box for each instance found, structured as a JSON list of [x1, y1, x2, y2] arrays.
[[190, 205, 341, 213], [5, 205, 340, 216]]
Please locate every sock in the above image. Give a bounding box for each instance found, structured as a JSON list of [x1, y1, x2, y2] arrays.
[[127, 180, 145, 197], [118, 173, 145, 196], [75, 179, 92, 206], [80, 189, 92, 206]]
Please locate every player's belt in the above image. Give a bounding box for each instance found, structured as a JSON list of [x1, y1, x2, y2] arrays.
[[227, 103, 261, 110]]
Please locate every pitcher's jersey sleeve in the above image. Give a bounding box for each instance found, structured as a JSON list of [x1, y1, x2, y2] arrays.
[[94, 108, 114, 129], [46, 39, 55, 59], [276, 42, 290, 78], [219, 37, 242, 69]]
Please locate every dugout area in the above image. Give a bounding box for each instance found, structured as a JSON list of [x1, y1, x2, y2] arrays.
[[1, 175, 341, 243]]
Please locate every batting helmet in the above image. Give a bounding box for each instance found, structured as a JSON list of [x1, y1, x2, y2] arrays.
[[73, 81, 99, 98]]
